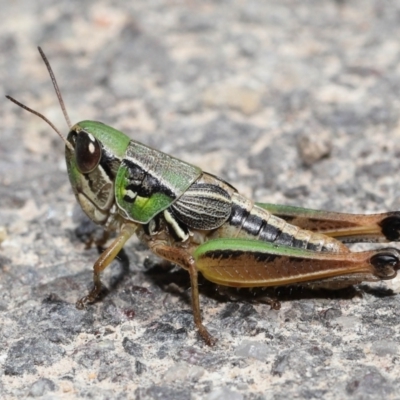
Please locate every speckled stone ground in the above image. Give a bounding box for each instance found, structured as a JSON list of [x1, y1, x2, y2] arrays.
[[1, 1, 400, 399]]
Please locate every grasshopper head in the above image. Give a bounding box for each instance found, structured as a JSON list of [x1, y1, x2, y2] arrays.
[[6, 48, 131, 229], [65, 121, 130, 226]]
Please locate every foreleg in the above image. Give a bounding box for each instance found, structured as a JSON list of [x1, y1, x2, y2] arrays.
[[76, 224, 138, 309]]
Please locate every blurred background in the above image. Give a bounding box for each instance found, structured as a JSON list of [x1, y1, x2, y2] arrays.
[[1, 1, 400, 399]]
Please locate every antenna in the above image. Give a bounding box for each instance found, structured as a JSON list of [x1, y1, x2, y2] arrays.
[[6, 95, 74, 151], [37, 46, 72, 129], [5, 47, 74, 151]]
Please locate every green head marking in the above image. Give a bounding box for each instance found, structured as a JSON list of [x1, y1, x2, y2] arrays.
[[72, 121, 130, 158]]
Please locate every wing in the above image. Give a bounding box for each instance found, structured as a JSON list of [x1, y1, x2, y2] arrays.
[[257, 203, 400, 243]]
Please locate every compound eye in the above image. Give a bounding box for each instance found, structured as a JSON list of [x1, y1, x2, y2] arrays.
[[75, 131, 101, 174]]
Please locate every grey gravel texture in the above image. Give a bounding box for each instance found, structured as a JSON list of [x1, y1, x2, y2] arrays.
[[1, 1, 400, 399]]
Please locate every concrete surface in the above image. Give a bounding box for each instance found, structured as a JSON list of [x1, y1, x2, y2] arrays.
[[1, 1, 400, 399]]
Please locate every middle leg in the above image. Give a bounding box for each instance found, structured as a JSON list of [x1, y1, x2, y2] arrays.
[[148, 240, 216, 346]]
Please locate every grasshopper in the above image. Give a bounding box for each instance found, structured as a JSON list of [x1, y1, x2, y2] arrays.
[[6, 47, 400, 345]]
